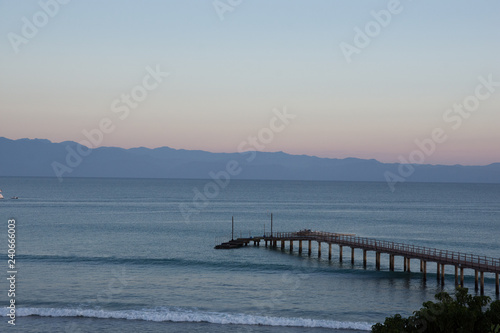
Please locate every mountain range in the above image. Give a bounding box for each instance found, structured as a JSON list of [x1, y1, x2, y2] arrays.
[[1, 137, 499, 187]]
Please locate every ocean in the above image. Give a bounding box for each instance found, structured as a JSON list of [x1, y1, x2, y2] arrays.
[[0, 177, 499, 332]]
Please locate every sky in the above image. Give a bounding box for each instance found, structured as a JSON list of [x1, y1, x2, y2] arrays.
[[0, 0, 499, 165]]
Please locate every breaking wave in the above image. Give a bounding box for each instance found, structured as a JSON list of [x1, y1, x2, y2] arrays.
[[1, 307, 373, 331]]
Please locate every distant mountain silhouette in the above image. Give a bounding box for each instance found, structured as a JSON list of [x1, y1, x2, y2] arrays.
[[1, 137, 499, 186]]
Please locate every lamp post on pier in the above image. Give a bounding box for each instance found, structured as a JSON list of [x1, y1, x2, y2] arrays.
[[271, 213, 273, 237]]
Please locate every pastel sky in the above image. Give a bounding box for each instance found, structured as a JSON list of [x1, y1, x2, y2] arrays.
[[1, 0, 499, 165]]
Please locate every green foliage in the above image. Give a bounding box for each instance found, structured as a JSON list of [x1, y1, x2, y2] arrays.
[[372, 288, 500, 333]]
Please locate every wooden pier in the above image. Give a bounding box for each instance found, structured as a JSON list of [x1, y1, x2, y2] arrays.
[[215, 230, 500, 295]]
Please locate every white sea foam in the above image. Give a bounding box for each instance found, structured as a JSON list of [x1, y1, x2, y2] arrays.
[[1, 307, 373, 330]]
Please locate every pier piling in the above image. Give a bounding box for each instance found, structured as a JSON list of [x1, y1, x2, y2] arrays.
[[496, 273, 499, 295], [481, 272, 485, 295]]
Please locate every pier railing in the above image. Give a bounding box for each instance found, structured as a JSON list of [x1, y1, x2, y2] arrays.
[[262, 231, 500, 273]]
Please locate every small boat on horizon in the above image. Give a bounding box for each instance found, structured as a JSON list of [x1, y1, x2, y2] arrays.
[[0, 189, 19, 199]]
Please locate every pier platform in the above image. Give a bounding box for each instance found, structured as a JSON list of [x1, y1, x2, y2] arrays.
[[215, 230, 500, 295]]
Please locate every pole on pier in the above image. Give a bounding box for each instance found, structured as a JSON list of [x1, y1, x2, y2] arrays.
[[232, 216, 234, 240], [363, 250, 367, 268], [423, 261, 427, 282], [460, 267, 464, 286], [441, 264, 445, 284], [270, 213, 273, 236], [299, 240, 302, 254], [407, 258, 411, 272], [318, 242, 321, 257], [437, 263, 440, 281], [455, 266, 458, 286], [404, 257, 407, 272], [389, 255, 394, 271], [328, 243, 332, 260], [308, 240, 312, 256], [339, 246, 343, 262], [351, 247, 355, 264], [420, 260, 423, 272], [281, 240, 284, 250], [376, 252, 380, 270], [475, 270, 479, 290], [289, 240, 293, 251]]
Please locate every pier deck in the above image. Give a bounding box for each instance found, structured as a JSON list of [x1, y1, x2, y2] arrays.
[[215, 230, 500, 295]]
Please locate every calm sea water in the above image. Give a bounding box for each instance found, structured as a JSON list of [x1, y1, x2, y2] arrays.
[[0, 177, 499, 332]]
